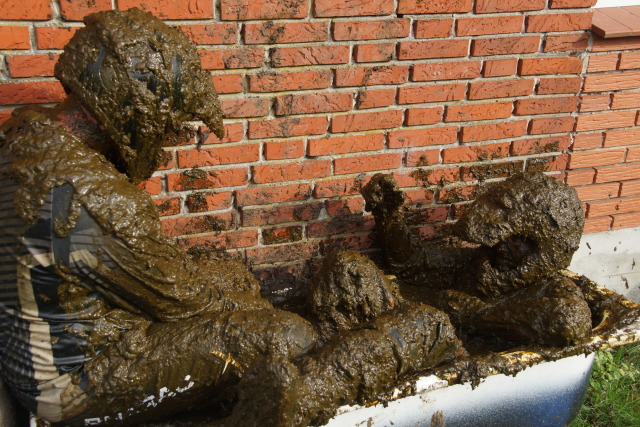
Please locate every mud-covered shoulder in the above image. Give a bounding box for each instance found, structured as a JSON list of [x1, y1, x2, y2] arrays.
[[1, 107, 165, 245]]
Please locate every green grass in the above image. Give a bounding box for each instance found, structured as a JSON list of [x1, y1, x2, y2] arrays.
[[571, 342, 640, 427]]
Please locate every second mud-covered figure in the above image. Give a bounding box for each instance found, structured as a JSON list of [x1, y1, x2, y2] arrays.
[[0, 9, 461, 426], [362, 172, 593, 347]]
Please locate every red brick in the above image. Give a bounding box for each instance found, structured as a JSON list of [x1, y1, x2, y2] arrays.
[[309, 133, 385, 156], [331, 110, 403, 133], [442, 142, 510, 164], [186, 191, 233, 212], [437, 185, 479, 204], [355, 88, 395, 109], [220, 97, 270, 118], [322, 233, 377, 253], [334, 153, 403, 175], [604, 129, 640, 147], [243, 202, 323, 227], [583, 216, 612, 233], [308, 215, 375, 238], [526, 154, 570, 173], [412, 61, 481, 82], [0, 0, 52, 19], [336, 66, 409, 87], [404, 189, 438, 206], [264, 140, 305, 160], [199, 48, 264, 70], [483, 59, 519, 77], [249, 116, 327, 139], [462, 161, 525, 181], [167, 168, 248, 191], [544, 33, 590, 53], [395, 168, 460, 187], [0, 26, 30, 50], [252, 160, 331, 183], [529, 117, 575, 135], [569, 148, 626, 169], [550, 0, 597, 7], [512, 135, 572, 155], [587, 54, 619, 73], [398, 40, 469, 60], [461, 120, 527, 143], [573, 133, 603, 150], [526, 13, 592, 32], [574, 183, 620, 202], [0, 82, 66, 105], [276, 93, 352, 116], [405, 149, 440, 167], [333, 19, 410, 41], [592, 37, 640, 53], [314, 0, 393, 17], [35, 27, 80, 50], [596, 164, 640, 183], [6, 54, 58, 78], [613, 212, 640, 230], [388, 127, 458, 148], [325, 197, 365, 216], [566, 169, 595, 186], [457, 16, 524, 36], [271, 45, 350, 67], [628, 147, 640, 163], [314, 177, 369, 198], [445, 102, 512, 122], [398, 83, 466, 104], [575, 110, 637, 132], [405, 107, 444, 126], [612, 91, 640, 110], [162, 212, 235, 237], [619, 52, 640, 70], [244, 22, 327, 44], [262, 226, 303, 245], [198, 123, 245, 145], [468, 79, 534, 100], [475, 0, 546, 13], [621, 180, 640, 197], [221, 0, 307, 20], [354, 43, 394, 63], [515, 96, 578, 115], [249, 70, 332, 92], [519, 57, 583, 75], [177, 230, 259, 250], [178, 144, 260, 168], [118, 0, 213, 19], [537, 77, 582, 95], [414, 19, 453, 39], [398, 0, 472, 14], [59, 0, 111, 20], [139, 177, 163, 196], [237, 183, 311, 206], [579, 94, 611, 112], [247, 242, 319, 265], [211, 74, 244, 94], [179, 24, 238, 45], [588, 196, 640, 217], [583, 72, 640, 93], [472, 36, 540, 56]]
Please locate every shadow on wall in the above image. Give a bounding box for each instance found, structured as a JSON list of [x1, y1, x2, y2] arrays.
[[569, 226, 640, 303]]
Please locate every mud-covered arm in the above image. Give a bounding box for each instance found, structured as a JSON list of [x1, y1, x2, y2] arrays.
[[50, 184, 227, 321]]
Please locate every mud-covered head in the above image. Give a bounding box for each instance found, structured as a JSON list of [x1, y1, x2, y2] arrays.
[[54, 8, 225, 182]]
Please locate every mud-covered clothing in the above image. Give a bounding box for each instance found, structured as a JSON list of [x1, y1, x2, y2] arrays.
[[0, 109, 258, 421]]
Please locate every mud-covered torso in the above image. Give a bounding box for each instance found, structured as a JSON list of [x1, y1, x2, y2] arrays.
[[0, 108, 261, 403]]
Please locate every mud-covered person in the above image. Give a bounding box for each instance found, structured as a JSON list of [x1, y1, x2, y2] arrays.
[[0, 9, 461, 426]]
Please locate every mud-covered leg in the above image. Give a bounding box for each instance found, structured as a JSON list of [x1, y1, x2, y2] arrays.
[[226, 304, 463, 427], [64, 309, 316, 426]]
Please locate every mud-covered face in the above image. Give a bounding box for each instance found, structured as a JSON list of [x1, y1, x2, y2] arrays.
[[55, 8, 224, 182]]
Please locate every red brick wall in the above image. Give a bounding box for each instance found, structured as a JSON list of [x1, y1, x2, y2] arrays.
[[1, 0, 638, 281]]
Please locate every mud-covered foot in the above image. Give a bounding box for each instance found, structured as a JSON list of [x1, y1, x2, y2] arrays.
[[361, 173, 405, 223]]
